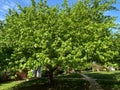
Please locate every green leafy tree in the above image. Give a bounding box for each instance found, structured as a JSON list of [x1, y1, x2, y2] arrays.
[[1, 0, 118, 84], [0, 20, 4, 30], [111, 31, 120, 69], [78, 0, 118, 65]]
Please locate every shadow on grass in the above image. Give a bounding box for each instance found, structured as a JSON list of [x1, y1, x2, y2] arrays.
[[84, 71, 120, 80], [15, 78, 89, 90], [57, 73, 83, 78], [84, 71, 120, 90], [97, 80, 120, 90], [13, 73, 90, 90]]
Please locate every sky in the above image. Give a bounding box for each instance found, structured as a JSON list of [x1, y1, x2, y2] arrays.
[[0, 0, 120, 24]]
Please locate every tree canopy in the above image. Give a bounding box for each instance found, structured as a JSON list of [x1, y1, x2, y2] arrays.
[[0, 0, 119, 73]]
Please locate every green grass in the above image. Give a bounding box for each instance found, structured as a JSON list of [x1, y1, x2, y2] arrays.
[[57, 73, 83, 78], [0, 81, 25, 90], [83, 71, 120, 90], [0, 73, 89, 90], [97, 80, 120, 90], [83, 71, 120, 80]]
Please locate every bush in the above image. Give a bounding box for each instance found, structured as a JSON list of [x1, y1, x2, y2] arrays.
[[0, 71, 10, 83]]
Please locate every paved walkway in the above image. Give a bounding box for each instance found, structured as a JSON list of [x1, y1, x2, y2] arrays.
[[81, 74, 104, 90]]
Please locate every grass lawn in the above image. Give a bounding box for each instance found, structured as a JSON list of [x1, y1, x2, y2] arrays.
[[57, 73, 83, 78], [83, 71, 120, 90], [83, 71, 120, 80], [0, 80, 25, 90], [0, 73, 89, 90]]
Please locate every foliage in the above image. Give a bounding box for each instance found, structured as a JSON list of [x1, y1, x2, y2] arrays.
[[111, 33, 120, 68], [0, 0, 119, 81]]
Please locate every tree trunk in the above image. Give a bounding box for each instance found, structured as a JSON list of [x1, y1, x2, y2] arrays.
[[46, 65, 60, 87], [48, 71, 54, 87]]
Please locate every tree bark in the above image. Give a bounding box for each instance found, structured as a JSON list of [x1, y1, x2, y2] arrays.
[[46, 64, 60, 87], [48, 71, 53, 87]]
